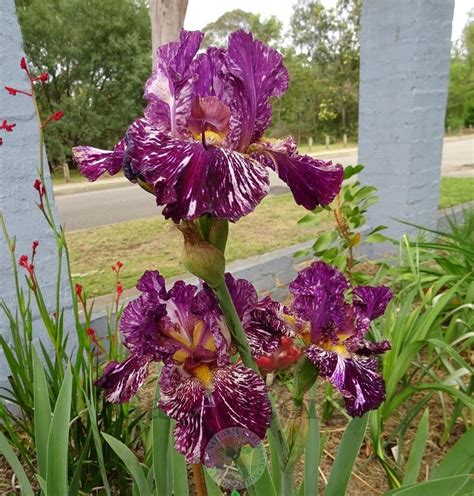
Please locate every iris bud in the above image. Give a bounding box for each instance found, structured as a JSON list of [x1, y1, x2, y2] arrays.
[[293, 354, 318, 404], [283, 403, 310, 473], [178, 221, 225, 288]]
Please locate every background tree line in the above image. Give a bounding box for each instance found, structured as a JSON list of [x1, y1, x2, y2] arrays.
[[15, 0, 474, 170]]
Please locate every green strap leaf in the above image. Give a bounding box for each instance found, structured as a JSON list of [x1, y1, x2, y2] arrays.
[[46, 364, 73, 496], [431, 427, 474, 479], [402, 409, 429, 485], [325, 414, 369, 496], [303, 394, 319, 496], [170, 427, 189, 496], [152, 379, 171, 496], [102, 432, 152, 496], [0, 432, 34, 496], [384, 474, 471, 495], [32, 348, 52, 480]]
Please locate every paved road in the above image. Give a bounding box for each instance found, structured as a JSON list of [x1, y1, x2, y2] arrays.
[[57, 137, 474, 232]]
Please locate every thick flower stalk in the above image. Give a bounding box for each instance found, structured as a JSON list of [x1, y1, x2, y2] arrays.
[[288, 261, 393, 416], [95, 270, 290, 465], [73, 29, 343, 224]]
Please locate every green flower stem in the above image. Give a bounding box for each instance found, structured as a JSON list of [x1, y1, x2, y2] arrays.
[[212, 281, 294, 496]]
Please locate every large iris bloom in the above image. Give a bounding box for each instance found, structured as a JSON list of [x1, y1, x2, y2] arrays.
[[73, 30, 343, 222], [289, 262, 392, 416], [96, 271, 287, 463]]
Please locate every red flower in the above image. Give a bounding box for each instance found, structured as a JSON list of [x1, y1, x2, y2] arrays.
[[33, 73, 49, 83], [112, 261, 123, 273], [0, 120, 16, 132], [0, 137, 3, 146], [116, 282, 124, 298], [51, 111, 64, 121], [20, 57, 27, 71], [41, 110, 64, 129], [32, 240, 39, 255], [4, 86, 32, 97], [19, 255, 29, 268], [75, 283, 83, 297]]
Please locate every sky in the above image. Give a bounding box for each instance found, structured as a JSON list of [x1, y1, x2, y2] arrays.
[[184, 0, 472, 42]]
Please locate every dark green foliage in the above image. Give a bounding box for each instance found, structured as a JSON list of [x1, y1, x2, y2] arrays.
[[446, 9, 474, 129], [16, 0, 151, 169]]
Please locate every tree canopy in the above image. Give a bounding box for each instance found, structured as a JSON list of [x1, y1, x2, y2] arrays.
[[446, 9, 474, 129], [16, 0, 151, 169], [15, 0, 473, 168]]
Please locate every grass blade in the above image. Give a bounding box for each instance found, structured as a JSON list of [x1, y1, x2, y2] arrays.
[[0, 432, 34, 496], [32, 348, 51, 480], [102, 432, 152, 496], [325, 414, 369, 496], [46, 364, 72, 496], [402, 409, 429, 485]]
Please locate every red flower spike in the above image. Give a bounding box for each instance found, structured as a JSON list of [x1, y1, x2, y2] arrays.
[[75, 283, 83, 297], [20, 57, 27, 70], [0, 137, 3, 146], [33, 179, 46, 210], [116, 282, 124, 298], [4, 86, 32, 97], [0, 120, 16, 132]]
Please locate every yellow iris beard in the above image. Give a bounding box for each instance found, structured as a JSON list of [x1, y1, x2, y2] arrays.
[[192, 364, 213, 388]]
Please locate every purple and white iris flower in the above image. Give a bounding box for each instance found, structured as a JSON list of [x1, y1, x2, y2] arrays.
[[96, 270, 287, 464], [288, 262, 393, 417], [73, 29, 343, 223]]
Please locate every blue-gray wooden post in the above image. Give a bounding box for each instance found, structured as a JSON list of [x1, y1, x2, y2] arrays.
[[358, 0, 455, 246], [0, 0, 74, 388]]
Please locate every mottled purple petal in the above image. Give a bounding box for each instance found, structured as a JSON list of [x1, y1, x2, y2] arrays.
[[72, 139, 125, 181], [353, 286, 393, 321], [95, 355, 151, 403], [145, 30, 204, 137], [225, 30, 289, 151], [126, 124, 269, 222], [289, 262, 349, 339], [306, 345, 386, 416], [355, 339, 391, 356], [136, 270, 167, 299], [252, 146, 343, 209], [159, 364, 271, 464]]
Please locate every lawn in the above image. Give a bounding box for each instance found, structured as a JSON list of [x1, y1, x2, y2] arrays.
[[439, 176, 474, 209], [68, 194, 330, 297], [67, 177, 473, 297]]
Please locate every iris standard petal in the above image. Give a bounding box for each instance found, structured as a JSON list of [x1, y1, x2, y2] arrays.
[[353, 285, 393, 321], [72, 139, 125, 181], [159, 364, 271, 464], [145, 29, 204, 137], [306, 345, 386, 417], [225, 30, 289, 151], [289, 261, 349, 337]]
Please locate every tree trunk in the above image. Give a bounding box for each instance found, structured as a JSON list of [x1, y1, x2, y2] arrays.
[[149, 0, 188, 64]]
